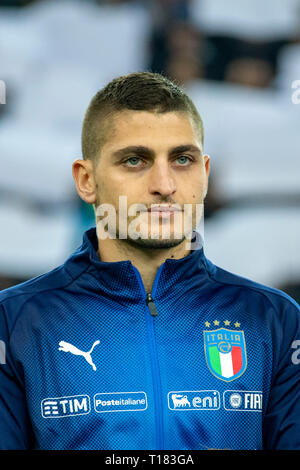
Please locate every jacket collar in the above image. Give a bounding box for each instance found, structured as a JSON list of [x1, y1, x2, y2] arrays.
[[66, 227, 210, 301]]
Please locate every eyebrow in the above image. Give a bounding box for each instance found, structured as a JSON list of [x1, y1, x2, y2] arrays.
[[111, 144, 202, 160]]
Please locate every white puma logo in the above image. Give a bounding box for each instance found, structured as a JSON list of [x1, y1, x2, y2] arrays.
[[58, 340, 100, 371]]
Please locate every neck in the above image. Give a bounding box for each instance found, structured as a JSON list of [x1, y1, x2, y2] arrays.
[[97, 236, 192, 293]]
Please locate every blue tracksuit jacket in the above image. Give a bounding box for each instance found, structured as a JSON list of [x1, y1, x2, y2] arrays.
[[0, 227, 299, 450]]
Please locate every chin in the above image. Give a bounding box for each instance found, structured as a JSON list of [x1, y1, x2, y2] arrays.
[[126, 235, 186, 250]]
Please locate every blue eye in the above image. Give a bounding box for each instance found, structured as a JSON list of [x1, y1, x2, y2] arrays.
[[125, 157, 141, 166], [176, 155, 191, 165]]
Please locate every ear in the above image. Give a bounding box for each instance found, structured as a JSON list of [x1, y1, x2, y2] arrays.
[[203, 154, 210, 198], [72, 159, 97, 205]]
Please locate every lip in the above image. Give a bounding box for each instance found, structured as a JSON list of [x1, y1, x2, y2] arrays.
[[147, 205, 182, 213], [146, 206, 182, 219]]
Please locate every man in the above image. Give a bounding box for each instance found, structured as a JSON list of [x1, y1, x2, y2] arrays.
[[0, 72, 299, 450]]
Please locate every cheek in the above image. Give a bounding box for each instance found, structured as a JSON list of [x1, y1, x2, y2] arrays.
[[184, 179, 205, 203], [96, 174, 138, 211], [105, 169, 134, 192]]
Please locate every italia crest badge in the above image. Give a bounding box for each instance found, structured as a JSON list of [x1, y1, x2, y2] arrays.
[[203, 321, 247, 382]]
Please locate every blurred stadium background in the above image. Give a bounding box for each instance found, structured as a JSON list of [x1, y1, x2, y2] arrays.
[[0, 0, 300, 302]]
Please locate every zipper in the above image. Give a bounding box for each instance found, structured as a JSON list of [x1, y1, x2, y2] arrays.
[[131, 264, 165, 450], [146, 293, 158, 316]]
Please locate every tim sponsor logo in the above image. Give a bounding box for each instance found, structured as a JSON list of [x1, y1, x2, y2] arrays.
[[223, 390, 262, 411], [41, 394, 91, 418], [94, 391, 147, 413], [168, 390, 220, 410]]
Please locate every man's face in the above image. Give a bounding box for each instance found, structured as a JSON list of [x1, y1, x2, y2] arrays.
[[93, 110, 210, 249]]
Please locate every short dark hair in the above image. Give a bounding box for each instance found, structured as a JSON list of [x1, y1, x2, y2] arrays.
[[81, 71, 204, 163]]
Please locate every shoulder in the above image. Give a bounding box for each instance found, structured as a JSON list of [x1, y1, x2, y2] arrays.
[[0, 261, 82, 332], [204, 257, 300, 318]]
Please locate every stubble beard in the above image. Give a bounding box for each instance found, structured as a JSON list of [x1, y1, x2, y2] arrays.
[[95, 191, 196, 250]]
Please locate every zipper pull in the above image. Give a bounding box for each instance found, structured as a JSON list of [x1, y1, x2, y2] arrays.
[[146, 293, 158, 316]]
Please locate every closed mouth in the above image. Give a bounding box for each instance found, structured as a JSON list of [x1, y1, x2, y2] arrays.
[[147, 205, 182, 213]]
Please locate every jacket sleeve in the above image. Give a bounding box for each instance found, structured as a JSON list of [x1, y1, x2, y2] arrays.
[[0, 303, 33, 449], [263, 297, 300, 450]]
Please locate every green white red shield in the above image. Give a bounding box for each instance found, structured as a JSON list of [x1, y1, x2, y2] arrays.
[[204, 328, 247, 381]]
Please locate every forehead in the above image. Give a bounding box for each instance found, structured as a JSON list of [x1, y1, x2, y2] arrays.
[[103, 110, 202, 152]]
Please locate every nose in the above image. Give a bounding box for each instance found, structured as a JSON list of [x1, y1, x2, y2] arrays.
[[147, 158, 176, 198]]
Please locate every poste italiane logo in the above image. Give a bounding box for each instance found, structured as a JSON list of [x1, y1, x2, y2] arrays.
[[203, 320, 247, 382]]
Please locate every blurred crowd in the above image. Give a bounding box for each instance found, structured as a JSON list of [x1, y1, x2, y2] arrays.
[[0, 0, 300, 301]]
